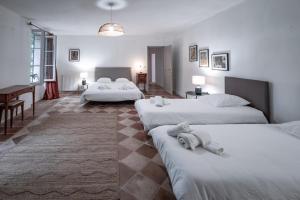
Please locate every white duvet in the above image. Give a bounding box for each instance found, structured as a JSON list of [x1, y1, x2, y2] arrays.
[[150, 124, 300, 200], [80, 82, 144, 103], [135, 99, 268, 130]]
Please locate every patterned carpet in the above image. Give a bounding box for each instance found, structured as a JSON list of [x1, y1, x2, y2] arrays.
[[0, 94, 177, 200], [0, 97, 119, 200]]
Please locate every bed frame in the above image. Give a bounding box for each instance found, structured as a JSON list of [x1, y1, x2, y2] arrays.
[[95, 67, 132, 81], [225, 77, 270, 121]]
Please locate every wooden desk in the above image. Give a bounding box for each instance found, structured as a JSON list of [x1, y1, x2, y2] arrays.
[[0, 85, 35, 134]]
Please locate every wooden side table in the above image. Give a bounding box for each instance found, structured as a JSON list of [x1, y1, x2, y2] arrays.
[[136, 73, 147, 91]]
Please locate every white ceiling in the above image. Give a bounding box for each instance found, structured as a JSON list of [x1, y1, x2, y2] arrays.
[[0, 0, 244, 36]]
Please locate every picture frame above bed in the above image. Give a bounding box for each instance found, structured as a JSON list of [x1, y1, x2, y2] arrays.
[[199, 49, 209, 68], [211, 53, 229, 71], [189, 45, 198, 62]]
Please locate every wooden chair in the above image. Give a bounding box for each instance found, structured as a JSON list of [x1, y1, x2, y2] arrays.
[[0, 100, 24, 128]]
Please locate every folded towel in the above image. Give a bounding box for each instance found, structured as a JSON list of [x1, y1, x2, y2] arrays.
[[162, 98, 170, 105], [155, 96, 164, 107], [177, 133, 200, 150], [205, 142, 224, 155], [167, 122, 192, 137], [150, 97, 155, 104], [190, 130, 211, 147], [98, 85, 111, 90], [119, 84, 135, 90], [177, 129, 224, 155]]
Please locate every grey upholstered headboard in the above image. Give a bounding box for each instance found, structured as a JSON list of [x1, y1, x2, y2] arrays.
[[225, 76, 270, 121], [95, 67, 132, 81]]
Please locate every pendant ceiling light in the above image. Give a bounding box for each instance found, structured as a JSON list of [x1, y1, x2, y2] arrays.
[[98, 2, 124, 37]]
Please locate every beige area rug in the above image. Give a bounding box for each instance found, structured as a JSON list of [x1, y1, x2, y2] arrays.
[[0, 100, 119, 199]]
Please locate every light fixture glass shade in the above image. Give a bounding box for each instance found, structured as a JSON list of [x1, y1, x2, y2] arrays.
[[192, 75, 206, 85], [98, 23, 124, 37]]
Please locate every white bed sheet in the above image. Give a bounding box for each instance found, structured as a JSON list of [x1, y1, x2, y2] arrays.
[[80, 82, 144, 103], [135, 99, 268, 130], [149, 124, 300, 200]]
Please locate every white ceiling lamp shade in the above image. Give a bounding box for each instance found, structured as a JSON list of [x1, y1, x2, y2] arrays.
[[98, 2, 124, 37]]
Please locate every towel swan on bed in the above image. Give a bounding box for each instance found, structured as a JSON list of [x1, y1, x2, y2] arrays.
[[168, 122, 224, 155]]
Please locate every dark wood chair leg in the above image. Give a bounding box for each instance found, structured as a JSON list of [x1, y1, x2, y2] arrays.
[[16, 106, 18, 116], [21, 104, 24, 121], [10, 108, 13, 128]]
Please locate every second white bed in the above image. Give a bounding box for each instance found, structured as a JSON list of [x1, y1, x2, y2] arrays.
[[135, 98, 268, 130]]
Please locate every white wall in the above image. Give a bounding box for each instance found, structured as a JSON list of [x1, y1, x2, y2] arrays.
[[0, 5, 44, 110], [171, 0, 300, 123], [56, 35, 168, 91]]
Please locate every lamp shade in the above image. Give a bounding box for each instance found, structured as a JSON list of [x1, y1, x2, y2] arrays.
[[80, 72, 88, 79], [192, 76, 206, 85], [98, 23, 124, 37]]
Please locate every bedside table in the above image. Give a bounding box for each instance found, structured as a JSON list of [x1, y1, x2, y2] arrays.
[[136, 73, 147, 91], [186, 91, 209, 99], [78, 84, 89, 94]]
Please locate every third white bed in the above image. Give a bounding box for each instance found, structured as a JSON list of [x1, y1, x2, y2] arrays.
[[149, 124, 300, 200], [135, 98, 268, 130], [80, 81, 144, 103]]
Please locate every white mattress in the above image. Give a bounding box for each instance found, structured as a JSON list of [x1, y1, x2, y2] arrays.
[[149, 124, 300, 200], [135, 99, 268, 130], [80, 82, 144, 103]]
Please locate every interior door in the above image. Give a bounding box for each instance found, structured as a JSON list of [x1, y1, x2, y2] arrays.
[[163, 46, 173, 94]]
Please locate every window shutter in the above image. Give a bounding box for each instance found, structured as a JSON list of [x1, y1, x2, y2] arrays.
[[44, 35, 57, 82]]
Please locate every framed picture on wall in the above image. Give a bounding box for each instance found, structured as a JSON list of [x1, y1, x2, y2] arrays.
[[199, 49, 209, 67], [189, 45, 198, 62], [211, 53, 229, 71], [69, 49, 80, 62]]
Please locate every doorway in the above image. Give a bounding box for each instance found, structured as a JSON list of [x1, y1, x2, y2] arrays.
[[147, 46, 173, 94]]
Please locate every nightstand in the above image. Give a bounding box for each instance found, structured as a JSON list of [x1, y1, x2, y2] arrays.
[[78, 84, 89, 94], [136, 73, 147, 91], [186, 91, 209, 99]]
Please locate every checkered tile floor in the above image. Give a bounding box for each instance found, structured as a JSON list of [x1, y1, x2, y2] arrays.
[[116, 104, 176, 200]]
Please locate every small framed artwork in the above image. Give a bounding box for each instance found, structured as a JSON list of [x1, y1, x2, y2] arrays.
[[199, 49, 209, 67], [189, 45, 198, 62], [211, 53, 229, 71], [69, 49, 80, 62]]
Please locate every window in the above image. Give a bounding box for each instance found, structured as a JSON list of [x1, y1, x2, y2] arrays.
[[30, 30, 56, 84], [44, 35, 56, 81]]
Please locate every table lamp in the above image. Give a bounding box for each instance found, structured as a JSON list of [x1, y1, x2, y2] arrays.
[[80, 72, 88, 85], [192, 76, 206, 95]]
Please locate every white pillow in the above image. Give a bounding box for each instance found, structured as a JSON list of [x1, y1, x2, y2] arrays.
[[277, 121, 300, 139], [115, 78, 130, 83], [97, 77, 111, 83], [200, 94, 250, 107]]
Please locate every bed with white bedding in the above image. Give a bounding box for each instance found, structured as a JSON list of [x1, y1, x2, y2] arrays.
[[135, 97, 268, 130], [149, 123, 300, 200], [80, 67, 144, 103], [80, 81, 144, 103], [135, 77, 270, 130]]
